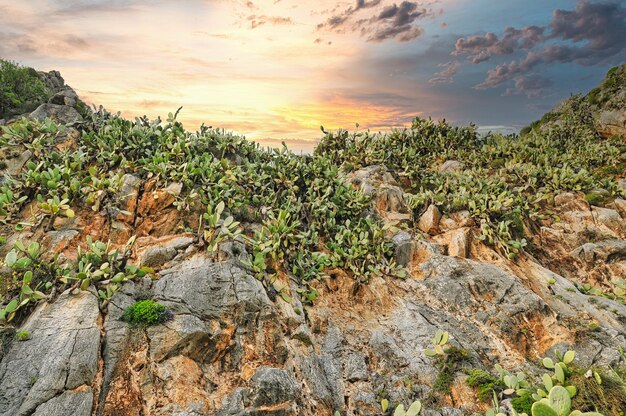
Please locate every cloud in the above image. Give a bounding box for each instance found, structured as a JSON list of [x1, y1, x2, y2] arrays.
[[247, 14, 293, 29], [429, 60, 460, 84], [454, 26, 544, 63], [504, 74, 553, 98], [454, 0, 626, 95], [317, 0, 429, 42]]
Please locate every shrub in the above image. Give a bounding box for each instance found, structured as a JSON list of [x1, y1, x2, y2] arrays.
[[122, 300, 172, 327], [466, 368, 506, 402], [15, 330, 30, 341], [0, 59, 48, 118], [511, 392, 534, 414]]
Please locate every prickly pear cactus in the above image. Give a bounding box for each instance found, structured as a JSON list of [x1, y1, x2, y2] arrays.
[[548, 386, 571, 416]]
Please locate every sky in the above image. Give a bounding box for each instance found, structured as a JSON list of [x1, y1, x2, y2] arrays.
[[0, 0, 625, 152]]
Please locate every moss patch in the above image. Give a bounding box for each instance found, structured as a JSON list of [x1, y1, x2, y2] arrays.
[[122, 300, 172, 327], [465, 368, 505, 402]]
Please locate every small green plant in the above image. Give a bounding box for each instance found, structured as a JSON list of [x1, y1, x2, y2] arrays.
[[392, 400, 422, 416], [1, 241, 55, 321], [203, 201, 242, 253], [425, 329, 449, 357], [535, 351, 577, 400], [531, 385, 602, 416], [494, 363, 531, 396], [121, 300, 172, 327], [425, 329, 470, 396], [37, 195, 74, 231], [15, 330, 30, 341], [466, 368, 506, 402]]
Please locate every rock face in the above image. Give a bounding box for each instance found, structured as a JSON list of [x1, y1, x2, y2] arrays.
[[0, 290, 100, 416], [1, 188, 624, 416], [597, 109, 626, 138]]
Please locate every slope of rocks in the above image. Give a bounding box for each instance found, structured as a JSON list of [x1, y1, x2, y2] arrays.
[[0, 69, 624, 416]]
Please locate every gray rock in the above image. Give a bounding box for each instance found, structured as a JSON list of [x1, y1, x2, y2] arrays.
[[140, 245, 178, 268], [570, 239, 626, 264], [438, 160, 464, 173], [343, 352, 368, 382], [598, 109, 626, 138], [391, 231, 415, 267], [117, 174, 142, 220], [37, 70, 65, 94], [32, 390, 93, 416], [347, 165, 398, 197], [249, 367, 299, 407], [0, 290, 100, 416], [591, 207, 623, 231], [48, 87, 78, 107], [30, 103, 83, 126], [613, 198, 626, 218], [153, 256, 270, 320], [1, 150, 32, 177]]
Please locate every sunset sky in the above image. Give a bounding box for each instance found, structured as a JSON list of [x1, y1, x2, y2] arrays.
[[1, 0, 625, 151]]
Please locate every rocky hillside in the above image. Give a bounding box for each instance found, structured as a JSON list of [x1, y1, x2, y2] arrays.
[[0, 62, 624, 416]]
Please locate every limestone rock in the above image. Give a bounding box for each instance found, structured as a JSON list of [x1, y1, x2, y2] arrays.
[[391, 230, 415, 267], [48, 87, 79, 107], [249, 367, 300, 408], [591, 207, 624, 231], [418, 205, 441, 235], [438, 160, 464, 173], [448, 228, 471, 258], [30, 103, 83, 126], [0, 290, 100, 416], [32, 390, 93, 416], [37, 70, 65, 94], [570, 239, 626, 264], [613, 198, 626, 218], [597, 109, 626, 138]]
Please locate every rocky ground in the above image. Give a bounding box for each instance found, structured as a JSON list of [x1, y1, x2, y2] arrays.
[[0, 69, 624, 416]]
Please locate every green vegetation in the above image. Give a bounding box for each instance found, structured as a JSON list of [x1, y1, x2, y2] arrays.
[[0, 108, 401, 313], [122, 300, 172, 327], [424, 330, 470, 397], [0, 59, 48, 118], [466, 368, 506, 402], [15, 330, 30, 341], [0, 237, 147, 321], [315, 97, 624, 259], [473, 348, 626, 416]]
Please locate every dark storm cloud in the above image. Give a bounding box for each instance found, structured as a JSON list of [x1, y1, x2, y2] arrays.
[[317, 0, 428, 42], [453, 0, 626, 95]]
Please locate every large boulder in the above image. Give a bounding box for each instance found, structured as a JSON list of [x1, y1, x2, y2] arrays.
[[30, 103, 82, 126], [597, 109, 626, 138]]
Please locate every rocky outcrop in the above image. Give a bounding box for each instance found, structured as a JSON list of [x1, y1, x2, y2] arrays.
[[0, 67, 625, 416], [30, 103, 83, 126], [0, 290, 100, 416], [597, 109, 626, 138]]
